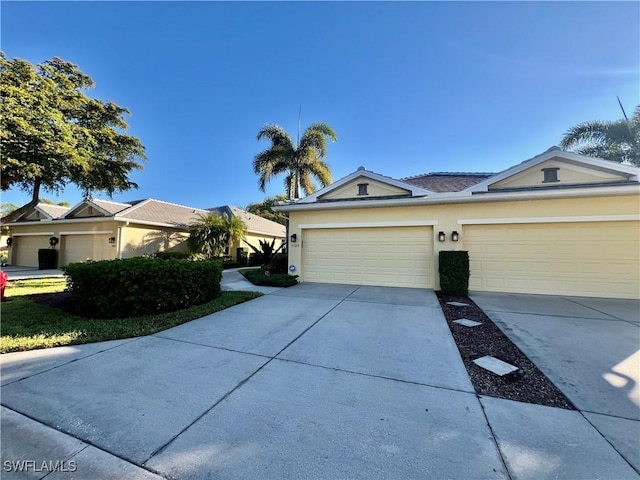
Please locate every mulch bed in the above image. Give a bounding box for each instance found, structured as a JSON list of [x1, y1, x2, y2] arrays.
[[436, 291, 574, 409], [30, 291, 80, 315]]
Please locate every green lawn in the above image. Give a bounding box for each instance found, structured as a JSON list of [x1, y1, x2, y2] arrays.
[[239, 268, 299, 287], [1, 278, 262, 353]]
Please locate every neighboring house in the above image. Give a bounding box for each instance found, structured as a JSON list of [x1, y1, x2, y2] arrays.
[[275, 147, 640, 299], [6, 199, 285, 267], [207, 205, 286, 258]]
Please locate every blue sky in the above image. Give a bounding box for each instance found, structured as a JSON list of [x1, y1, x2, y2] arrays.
[[2, 1, 639, 210]]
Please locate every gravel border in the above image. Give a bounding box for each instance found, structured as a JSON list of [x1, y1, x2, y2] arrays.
[[437, 292, 574, 409]]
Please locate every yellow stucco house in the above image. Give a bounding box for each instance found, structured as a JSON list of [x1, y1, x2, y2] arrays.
[[6, 198, 285, 267], [276, 147, 640, 299]]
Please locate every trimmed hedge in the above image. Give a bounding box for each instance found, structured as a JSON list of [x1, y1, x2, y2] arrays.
[[439, 250, 470, 295], [63, 257, 222, 319]]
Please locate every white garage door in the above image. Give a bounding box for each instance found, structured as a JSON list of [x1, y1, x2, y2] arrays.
[[465, 221, 640, 299], [302, 226, 433, 288], [64, 235, 113, 265], [14, 236, 50, 267]]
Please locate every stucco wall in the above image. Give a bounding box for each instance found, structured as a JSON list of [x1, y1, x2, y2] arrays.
[[120, 225, 189, 258], [286, 193, 640, 293]]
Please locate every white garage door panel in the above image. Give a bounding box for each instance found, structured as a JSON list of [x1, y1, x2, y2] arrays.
[[64, 235, 113, 265], [465, 221, 640, 299], [303, 227, 433, 288], [15, 236, 50, 267]]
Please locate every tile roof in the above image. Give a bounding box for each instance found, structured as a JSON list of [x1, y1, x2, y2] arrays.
[[116, 199, 209, 227], [91, 198, 134, 215], [36, 203, 70, 218], [207, 205, 286, 237], [401, 172, 496, 192]]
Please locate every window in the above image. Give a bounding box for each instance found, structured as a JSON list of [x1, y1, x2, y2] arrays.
[[542, 167, 559, 183], [357, 183, 369, 195]]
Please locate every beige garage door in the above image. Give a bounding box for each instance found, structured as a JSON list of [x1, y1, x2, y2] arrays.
[[14, 236, 50, 267], [465, 221, 640, 299], [64, 234, 113, 265], [302, 226, 433, 288]]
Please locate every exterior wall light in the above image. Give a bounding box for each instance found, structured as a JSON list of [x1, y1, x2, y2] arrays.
[[438, 231, 446, 242], [451, 231, 459, 242], [290, 234, 297, 243], [108, 237, 116, 244], [6, 237, 12, 247], [49, 236, 59, 247]]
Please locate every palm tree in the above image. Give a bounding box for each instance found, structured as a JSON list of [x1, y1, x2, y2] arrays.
[[253, 122, 337, 199], [560, 105, 640, 166], [188, 213, 247, 259]]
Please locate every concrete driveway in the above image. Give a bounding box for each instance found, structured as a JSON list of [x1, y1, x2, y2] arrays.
[[471, 292, 640, 475], [2, 285, 638, 479]]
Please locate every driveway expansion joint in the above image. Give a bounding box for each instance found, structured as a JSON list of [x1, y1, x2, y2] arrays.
[[150, 334, 272, 360], [1, 405, 169, 479]]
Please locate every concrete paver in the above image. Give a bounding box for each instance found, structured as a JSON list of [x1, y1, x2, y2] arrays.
[[146, 359, 506, 480], [480, 396, 639, 480], [1, 336, 267, 465], [278, 295, 474, 392]]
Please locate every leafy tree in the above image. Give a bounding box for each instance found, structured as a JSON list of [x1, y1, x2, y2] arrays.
[[253, 122, 337, 199], [40, 198, 71, 207], [560, 105, 640, 166], [0, 53, 146, 221], [188, 213, 247, 259], [246, 195, 288, 225]]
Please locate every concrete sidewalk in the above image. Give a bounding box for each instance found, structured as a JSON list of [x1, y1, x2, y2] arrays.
[[2, 285, 638, 479], [2, 265, 64, 280]]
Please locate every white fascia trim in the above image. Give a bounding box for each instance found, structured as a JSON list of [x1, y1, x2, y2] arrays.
[[114, 217, 187, 229], [247, 229, 287, 237], [458, 214, 640, 225], [299, 221, 438, 229], [59, 230, 114, 235], [62, 199, 113, 219], [465, 150, 640, 193], [33, 206, 55, 220], [297, 169, 433, 204], [12, 232, 55, 236], [6, 217, 113, 227], [278, 184, 640, 211]]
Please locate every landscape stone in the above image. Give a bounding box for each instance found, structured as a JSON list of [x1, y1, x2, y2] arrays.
[[473, 355, 519, 376]]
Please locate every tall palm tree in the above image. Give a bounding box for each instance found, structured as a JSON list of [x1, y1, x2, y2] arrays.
[[188, 213, 247, 259], [253, 122, 337, 199], [560, 105, 640, 166]]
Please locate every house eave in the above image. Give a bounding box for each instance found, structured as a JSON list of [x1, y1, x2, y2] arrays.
[[274, 184, 640, 212]]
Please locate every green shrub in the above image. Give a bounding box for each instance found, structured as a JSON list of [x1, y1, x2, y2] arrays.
[[153, 251, 191, 260], [268, 253, 289, 274], [439, 251, 470, 295], [152, 251, 205, 261], [240, 268, 298, 287], [63, 257, 222, 319], [248, 252, 262, 267]]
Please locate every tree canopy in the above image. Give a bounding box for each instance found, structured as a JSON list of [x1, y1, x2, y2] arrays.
[[253, 122, 337, 199], [188, 213, 247, 259], [560, 105, 640, 166], [0, 53, 146, 219], [246, 195, 288, 225]]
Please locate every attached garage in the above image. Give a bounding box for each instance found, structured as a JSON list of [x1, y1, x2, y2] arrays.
[[63, 234, 114, 264], [302, 226, 433, 288], [464, 221, 640, 299], [14, 235, 51, 267]]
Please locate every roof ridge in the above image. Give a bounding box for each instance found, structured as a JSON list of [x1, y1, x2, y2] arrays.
[[401, 172, 496, 180]]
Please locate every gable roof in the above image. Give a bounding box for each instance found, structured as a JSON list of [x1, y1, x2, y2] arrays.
[[402, 172, 495, 193], [296, 167, 434, 204], [207, 205, 286, 237], [466, 146, 640, 193]]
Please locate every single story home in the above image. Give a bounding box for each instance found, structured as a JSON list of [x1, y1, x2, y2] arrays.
[[6, 198, 285, 267], [275, 147, 640, 299]]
